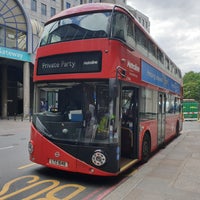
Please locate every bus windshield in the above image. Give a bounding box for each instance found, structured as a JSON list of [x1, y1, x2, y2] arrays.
[[40, 12, 111, 46], [32, 81, 118, 144]]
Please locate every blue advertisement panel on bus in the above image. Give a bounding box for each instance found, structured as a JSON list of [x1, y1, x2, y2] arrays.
[[141, 60, 181, 95]]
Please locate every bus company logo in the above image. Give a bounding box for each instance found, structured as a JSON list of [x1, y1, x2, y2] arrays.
[[83, 60, 98, 65], [54, 151, 60, 157], [127, 61, 140, 72]]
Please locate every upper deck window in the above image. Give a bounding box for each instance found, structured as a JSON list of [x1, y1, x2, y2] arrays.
[[40, 12, 111, 46], [111, 11, 135, 49]]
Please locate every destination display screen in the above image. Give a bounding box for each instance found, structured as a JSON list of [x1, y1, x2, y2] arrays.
[[37, 51, 102, 75]]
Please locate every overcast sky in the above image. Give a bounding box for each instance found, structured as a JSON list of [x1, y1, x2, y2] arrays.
[[127, 0, 200, 75]]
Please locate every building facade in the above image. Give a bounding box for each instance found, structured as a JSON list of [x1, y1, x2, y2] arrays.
[[20, 0, 127, 26], [127, 5, 150, 33], [20, 0, 149, 34], [0, 0, 34, 118], [0, 0, 149, 119]]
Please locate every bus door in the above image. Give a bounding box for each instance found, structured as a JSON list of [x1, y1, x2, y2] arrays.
[[121, 87, 139, 159], [157, 93, 166, 145]]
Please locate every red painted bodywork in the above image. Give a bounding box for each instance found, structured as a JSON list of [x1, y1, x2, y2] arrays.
[[30, 124, 115, 176], [30, 3, 183, 176], [34, 39, 141, 83]]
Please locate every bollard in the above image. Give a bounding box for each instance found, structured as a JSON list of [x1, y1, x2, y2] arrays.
[[29, 114, 32, 122], [14, 113, 16, 121]]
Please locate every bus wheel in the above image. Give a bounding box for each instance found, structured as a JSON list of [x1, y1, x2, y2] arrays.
[[141, 133, 151, 163]]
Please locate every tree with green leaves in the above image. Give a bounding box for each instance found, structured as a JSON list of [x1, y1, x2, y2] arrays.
[[183, 71, 200, 102]]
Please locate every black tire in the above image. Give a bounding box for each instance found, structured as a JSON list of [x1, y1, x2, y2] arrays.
[[141, 134, 151, 163]]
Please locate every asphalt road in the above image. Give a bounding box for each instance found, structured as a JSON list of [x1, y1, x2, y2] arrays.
[[0, 119, 130, 200], [0, 119, 195, 200]]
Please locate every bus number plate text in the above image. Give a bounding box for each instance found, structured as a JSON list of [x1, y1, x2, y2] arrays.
[[49, 159, 68, 167]]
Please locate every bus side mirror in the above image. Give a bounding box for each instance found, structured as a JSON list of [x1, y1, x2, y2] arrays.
[[116, 66, 126, 79]]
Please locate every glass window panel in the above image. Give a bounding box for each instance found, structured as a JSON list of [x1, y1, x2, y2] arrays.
[[41, 3, 47, 16], [17, 30, 27, 51], [0, 26, 5, 46], [31, 0, 37, 11], [51, 7, 56, 17], [6, 27, 16, 48]]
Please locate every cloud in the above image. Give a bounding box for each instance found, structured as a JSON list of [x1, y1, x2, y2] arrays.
[[127, 0, 200, 74]]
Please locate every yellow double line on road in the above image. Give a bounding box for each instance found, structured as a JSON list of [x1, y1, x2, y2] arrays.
[[0, 175, 85, 199], [18, 163, 36, 169]]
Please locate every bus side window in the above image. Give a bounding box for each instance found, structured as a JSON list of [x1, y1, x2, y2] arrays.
[[112, 12, 126, 42], [126, 17, 135, 48]]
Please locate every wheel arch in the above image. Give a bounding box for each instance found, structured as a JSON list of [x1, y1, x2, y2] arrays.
[[140, 130, 152, 162]]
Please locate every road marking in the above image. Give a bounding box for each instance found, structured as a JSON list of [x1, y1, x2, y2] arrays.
[[45, 184, 85, 200], [82, 187, 104, 200], [0, 175, 86, 199], [0, 146, 14, 150], [0, 175, 59, 199], [18, 163, 36, 169]]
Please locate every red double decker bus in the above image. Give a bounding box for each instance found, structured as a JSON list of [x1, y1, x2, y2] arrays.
[[28, 3, 183, 176]]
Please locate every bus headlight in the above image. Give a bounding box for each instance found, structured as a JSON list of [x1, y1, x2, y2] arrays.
[[91, 150, 106, 167], [28, 141, 34, 154]]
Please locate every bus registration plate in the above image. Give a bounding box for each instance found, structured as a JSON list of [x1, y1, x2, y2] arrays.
[[49, 159, 68, 167]]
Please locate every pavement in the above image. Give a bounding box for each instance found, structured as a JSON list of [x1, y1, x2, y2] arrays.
[[0, 118, 31, 136], [104, 121, 200, 200], [1, 119, 200, 199]]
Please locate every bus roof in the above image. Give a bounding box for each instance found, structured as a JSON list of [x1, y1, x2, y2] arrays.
[[43, 3, 182, 80], [47, 3, 116, 25]]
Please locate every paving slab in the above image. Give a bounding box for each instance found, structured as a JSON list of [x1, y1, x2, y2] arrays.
[[104, 121, 200, 200]]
